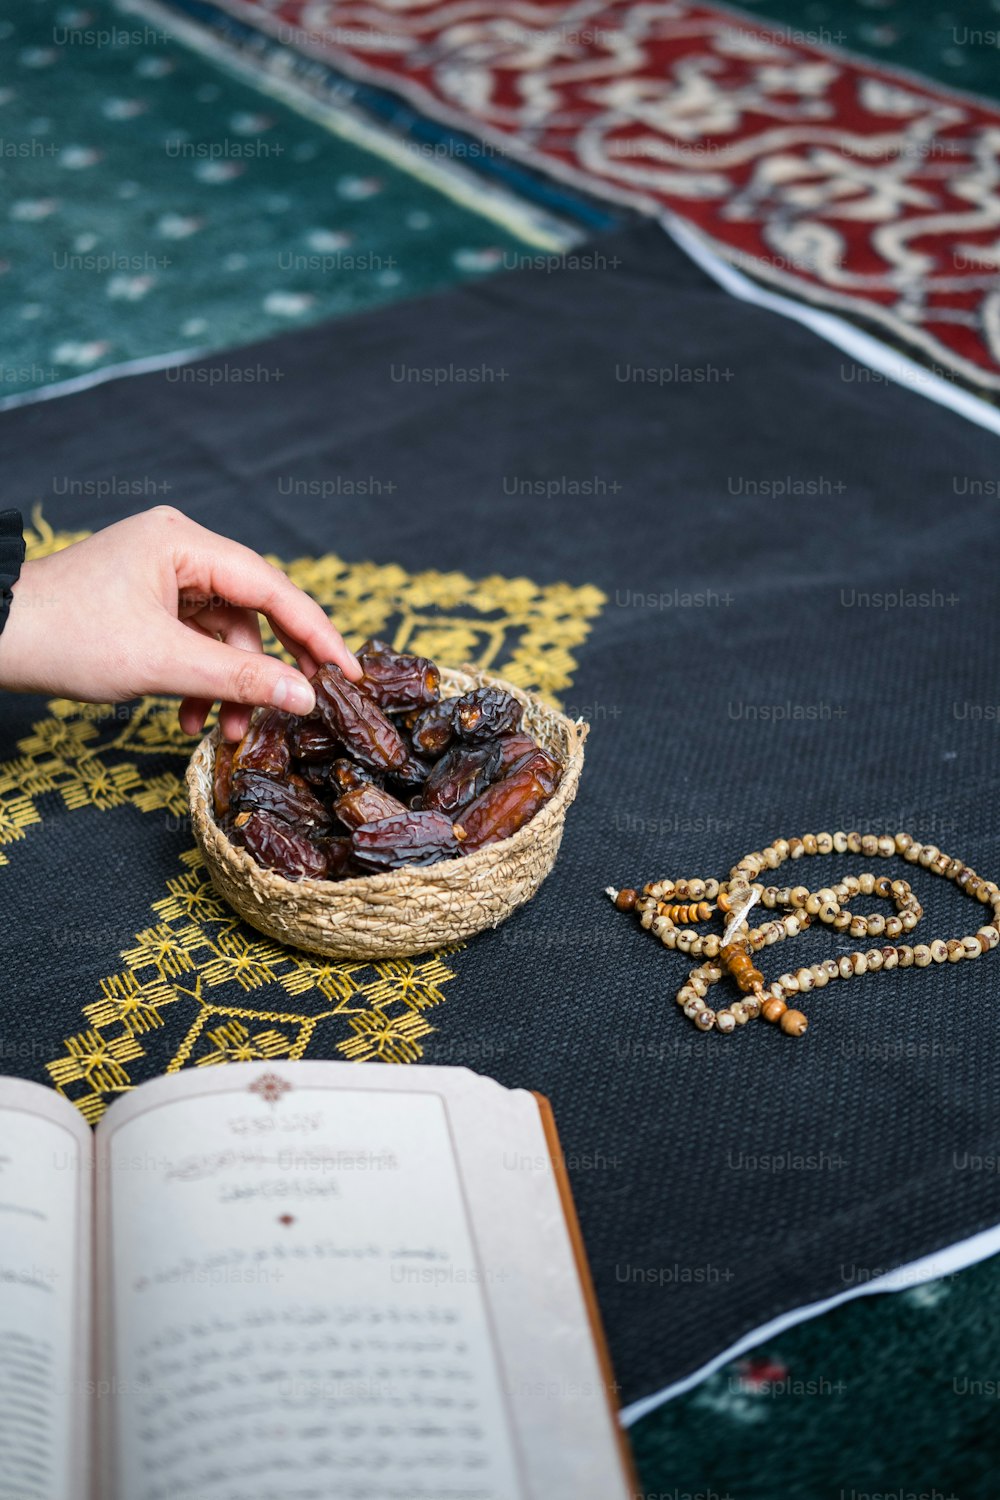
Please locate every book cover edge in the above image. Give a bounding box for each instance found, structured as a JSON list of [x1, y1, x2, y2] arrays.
[[530, 1090, 640, 1498]]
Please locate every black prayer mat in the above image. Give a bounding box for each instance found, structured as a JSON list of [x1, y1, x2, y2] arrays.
[[1, 221, 999, 1410]]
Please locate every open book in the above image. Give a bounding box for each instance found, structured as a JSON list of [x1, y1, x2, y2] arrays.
[[0, 1062, 635, 1499]]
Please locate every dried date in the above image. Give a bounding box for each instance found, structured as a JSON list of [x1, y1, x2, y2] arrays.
[[312, 662, 408, 772], [233, 708, 291, 778], [351, 810, 463, 871], [330, 758, 380, 794], [334, 783, 408, 831], [296, 758, 336, 787], [222, 650, 567, 880], [230, 771, 332, 832], [232, 809, 329, 880], [422, 742, 503, 818], [454, 762, 554, 853], [507, 745, 562, 794], [493, 733, 539, 773], [313, 834, 357, 881], [410, 698, 459, 757], [388, 750, 433, 790], [359, 650, 440, 714], [289, 717, 342, 763], [213, 740, 236, 820], [453, 686, 523, 744]]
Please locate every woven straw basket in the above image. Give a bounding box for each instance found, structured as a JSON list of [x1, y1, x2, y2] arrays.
[[186, 666, 587, 959]]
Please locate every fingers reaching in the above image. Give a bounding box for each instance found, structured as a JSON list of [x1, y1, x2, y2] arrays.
[[175, 603, 267, 739], [163, 512, 362, 684], [162, 618, 316, 730]]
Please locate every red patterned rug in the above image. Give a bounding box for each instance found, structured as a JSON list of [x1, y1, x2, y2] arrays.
[[169, 0, 1000, 390]]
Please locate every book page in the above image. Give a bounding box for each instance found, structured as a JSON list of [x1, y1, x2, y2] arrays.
[[97, 1068, 525, 1500], [0, 1079, 92, 1500], [96, 1063, 631, 1500]]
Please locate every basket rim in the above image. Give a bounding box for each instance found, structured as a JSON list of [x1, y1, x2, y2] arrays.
[[186, 664, 588, 899]]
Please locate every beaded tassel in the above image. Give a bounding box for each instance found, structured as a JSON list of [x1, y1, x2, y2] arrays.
[[607, 831, 1000, 1037]]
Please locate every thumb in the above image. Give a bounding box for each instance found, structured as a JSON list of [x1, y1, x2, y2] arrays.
[[157, 622, 316, 716]]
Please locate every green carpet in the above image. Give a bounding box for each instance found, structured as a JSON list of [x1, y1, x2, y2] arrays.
[[0, 0, 547, 401], [632, 1251, 1000, 1498], [735, 0, 1000, 103]]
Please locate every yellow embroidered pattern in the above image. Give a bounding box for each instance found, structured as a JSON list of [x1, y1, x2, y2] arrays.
[[3, 510, 603, 1122]]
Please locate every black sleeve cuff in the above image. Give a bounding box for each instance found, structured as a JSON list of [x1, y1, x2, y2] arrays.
[[0, 509, 25, 638]]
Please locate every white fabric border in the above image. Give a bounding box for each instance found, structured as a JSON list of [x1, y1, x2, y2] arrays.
[[0, 347, 208, 413], [662, 214, 1000, 439], [621, 1219, 1000, 1425], [14, 210, 1000, 421]]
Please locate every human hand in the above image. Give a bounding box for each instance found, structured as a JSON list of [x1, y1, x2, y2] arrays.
[[0, 506, 361, 740]]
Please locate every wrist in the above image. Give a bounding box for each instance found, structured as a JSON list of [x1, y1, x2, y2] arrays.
[[0, 559, 48, 694]]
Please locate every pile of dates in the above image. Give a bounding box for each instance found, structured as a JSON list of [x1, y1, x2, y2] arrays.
[[212, 640, 563, 880]]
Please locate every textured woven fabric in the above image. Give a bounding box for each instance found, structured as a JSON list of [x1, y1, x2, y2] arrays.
[[1, 222, 999, 1407]]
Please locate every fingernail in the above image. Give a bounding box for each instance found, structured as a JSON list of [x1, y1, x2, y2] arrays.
[[272, 676, 315, 715]]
